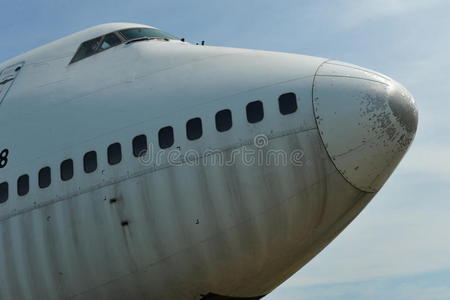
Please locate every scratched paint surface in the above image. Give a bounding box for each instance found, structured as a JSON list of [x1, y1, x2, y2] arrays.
[[313, 61, 418, 193]]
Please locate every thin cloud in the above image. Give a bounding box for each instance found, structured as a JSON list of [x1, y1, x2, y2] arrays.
[[398, 143, 450, 179], [330, 0, 446, 29]]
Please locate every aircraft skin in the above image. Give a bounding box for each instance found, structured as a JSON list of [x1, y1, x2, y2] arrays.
[[0, 23, 418, 300]]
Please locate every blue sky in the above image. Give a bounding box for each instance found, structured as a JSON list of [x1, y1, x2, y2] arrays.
[[1, 1, 450, 299]]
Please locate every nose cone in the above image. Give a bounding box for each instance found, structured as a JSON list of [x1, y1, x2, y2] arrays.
[[313, 61, 418, 192]]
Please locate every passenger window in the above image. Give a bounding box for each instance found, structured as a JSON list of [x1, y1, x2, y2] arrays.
[[99, 33, 121, 50], [84, 151, 97, 173], [60, 159, 74, 181], [133, 134, 148, 157], [70, 37, 102, 63], [215, 109, 232, 132], [39, 167, 51, 189], [159, 126, 174, 149], [186, 118, 203, 140], [17, 175, 29, 196], [279, 93, 298, 115], [108, 143, 122, 165], [246, 100, 264, 123], [0, 182, 8, 203]]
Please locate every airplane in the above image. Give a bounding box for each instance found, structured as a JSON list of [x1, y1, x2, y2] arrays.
[[0, 23, 418, 300]]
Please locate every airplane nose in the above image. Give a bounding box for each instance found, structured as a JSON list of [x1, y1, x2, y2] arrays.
[[313, 61, 418, 192]]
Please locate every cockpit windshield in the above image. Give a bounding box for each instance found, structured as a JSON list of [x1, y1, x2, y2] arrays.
[[70, 27, 179, 64], [71, 37, 103, 64], [119, 28, 178, 41]]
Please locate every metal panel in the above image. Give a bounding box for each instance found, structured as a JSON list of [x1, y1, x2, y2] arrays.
[[313, 61, 418, 192]]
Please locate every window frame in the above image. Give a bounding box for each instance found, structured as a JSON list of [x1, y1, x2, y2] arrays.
[[98, 32, 122, 52], [60, 159, 74, 182], [38, 166, 51, 189], [132, 134, 148, 157], [158, 126, 174, 149], [17, 174, 29, 197], [0, 182, 8, 204], [83, 151, 98, 173], [70, 32, 125, 64], [186, 117, 203, 141], [70, 27, 179, 65], [107, 143, 122, 166], [278, 92, 298, 115], [117, 27, 179, 42], [215, 109, 233, 132], [246, 100, 264, 124]]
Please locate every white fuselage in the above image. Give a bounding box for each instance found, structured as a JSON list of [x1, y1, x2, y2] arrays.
[[0, 23, 417, 300]]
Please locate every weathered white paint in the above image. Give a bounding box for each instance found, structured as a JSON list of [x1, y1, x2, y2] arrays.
[[0, 23, 417, 299], [313, 61, 418, 192]]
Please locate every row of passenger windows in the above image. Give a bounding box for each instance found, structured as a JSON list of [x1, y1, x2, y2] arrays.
[[0, 93, 298, 204]]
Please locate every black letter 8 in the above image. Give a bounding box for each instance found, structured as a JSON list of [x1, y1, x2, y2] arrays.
[[0, 149, 9, 168]]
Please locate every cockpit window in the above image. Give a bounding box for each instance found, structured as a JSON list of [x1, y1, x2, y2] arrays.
[[71, 36, 103, 63], [70, 33, 123, 64], [100, 33, 122, 50], [119, 28, 178, 41], [70, 27, 178, 64]]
